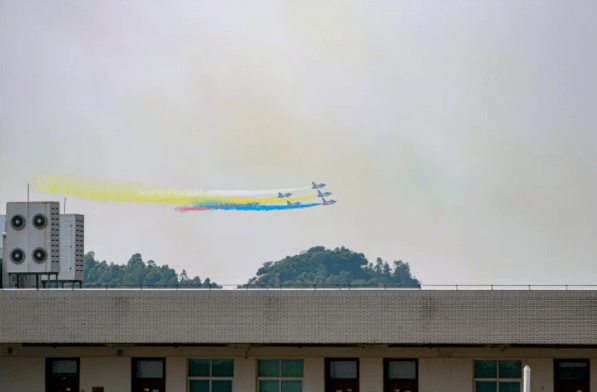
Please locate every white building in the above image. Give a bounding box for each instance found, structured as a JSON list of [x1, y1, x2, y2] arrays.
[[1, 288, 596, 392]]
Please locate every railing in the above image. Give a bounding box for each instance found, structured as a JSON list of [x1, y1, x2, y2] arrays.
[[2, 284, 597, 290]]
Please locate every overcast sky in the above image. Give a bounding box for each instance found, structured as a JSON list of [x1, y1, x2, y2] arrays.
[[1, 0, 596, 285]]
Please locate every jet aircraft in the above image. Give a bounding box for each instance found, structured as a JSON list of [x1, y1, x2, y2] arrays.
[[287, 200, 301, 206], [322, 198, 336, 206], [278, 192, 292, 198], [317, 190, 332, 197], [312, 181, 326, 189]]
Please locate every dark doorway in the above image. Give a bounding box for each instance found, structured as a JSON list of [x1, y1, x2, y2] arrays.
[[132, 358, 166, 392], [554, 359, 590, 392], [46, 358, 80, 392], [384, 359, 418, 392], [325, 358, 359, 392]]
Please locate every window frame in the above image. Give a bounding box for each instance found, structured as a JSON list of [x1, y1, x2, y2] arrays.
[[257, 359, 304, 392], [187, 358, 234, 392], [473, 360, 523, 392], [46, 357, 80, 392]]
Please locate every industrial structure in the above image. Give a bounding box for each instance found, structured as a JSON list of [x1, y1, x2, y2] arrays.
[[0, 202, 84, 288]]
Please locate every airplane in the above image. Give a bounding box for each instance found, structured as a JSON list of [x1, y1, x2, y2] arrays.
[[278, 192, 292, 198], [312, 181, 326, 189], [317, 190, 332, 198], [322, 198, 336, 206], [287, 200, 301, 206]]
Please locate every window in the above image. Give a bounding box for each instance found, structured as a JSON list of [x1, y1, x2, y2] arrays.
[[132, 358, 165, 392], [258, 359, 303, 392], [46, 358, 80, 392], [384, 359, 418, 392], [474, 360, 522, 392], [188, 359, 234, 392]]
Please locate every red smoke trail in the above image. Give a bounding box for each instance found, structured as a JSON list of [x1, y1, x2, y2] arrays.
[[174, 206, 208, 212]]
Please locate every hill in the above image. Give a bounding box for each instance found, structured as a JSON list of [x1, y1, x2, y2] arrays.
[[242, 246, 420, 287]]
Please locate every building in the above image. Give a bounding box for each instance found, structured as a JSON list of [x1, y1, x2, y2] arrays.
[[0, 214, 6, 247], [1, 288, 596, 392]]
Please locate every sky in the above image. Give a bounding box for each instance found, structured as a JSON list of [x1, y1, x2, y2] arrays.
[[1, 0, 596, 286]]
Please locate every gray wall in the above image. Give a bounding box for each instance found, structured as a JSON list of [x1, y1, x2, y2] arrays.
[[1, 290, 596, 344]]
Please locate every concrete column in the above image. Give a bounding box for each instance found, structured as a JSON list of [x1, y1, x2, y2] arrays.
[[234, 356, 257, 392], [360, 357, 383, 392], [166, 357, 186, 391], [80, 357, 130, 392], [303, 357, 325, 392]]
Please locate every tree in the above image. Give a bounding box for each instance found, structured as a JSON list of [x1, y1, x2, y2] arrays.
[[243, 246, 420, 288]]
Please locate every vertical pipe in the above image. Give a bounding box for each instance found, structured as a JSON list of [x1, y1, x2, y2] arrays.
[[523, 365, 531, 392]]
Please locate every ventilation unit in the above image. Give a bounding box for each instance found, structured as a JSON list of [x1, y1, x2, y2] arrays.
[[5, 202, 60, 275], [56, 214, 84, 282]]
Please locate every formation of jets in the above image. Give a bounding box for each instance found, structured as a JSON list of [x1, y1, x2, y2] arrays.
[[275, 181, 337, 207]]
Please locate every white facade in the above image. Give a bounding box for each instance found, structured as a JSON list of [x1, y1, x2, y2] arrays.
[[56, 214, 84, 282], [1, 345, 597, 392]]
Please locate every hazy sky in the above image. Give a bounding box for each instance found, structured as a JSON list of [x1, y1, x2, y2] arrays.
[[1, 1, 596, 285]]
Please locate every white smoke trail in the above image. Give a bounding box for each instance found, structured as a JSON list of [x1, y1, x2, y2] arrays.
[[201, 186, 312, 196]]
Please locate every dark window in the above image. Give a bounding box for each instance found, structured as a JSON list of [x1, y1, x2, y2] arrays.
[[132, 358, 165, 392], [325, 358, 359, 392], [557, 360, 589, 380], [46, 358, 79, 392]]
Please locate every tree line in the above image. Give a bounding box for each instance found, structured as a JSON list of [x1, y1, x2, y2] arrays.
[[83, 252, 219, 287], [1, 246, 420, 288]]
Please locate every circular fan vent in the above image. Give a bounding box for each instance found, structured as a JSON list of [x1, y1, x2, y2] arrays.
[[32, 248, 48, 263], [10, 248, 25, 264], [32, 213, 48, 229], [10, 215, 26, 230]]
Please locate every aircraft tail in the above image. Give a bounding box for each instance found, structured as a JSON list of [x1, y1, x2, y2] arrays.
[[312, 181, 316, 186], [322, 198, 327, 203], [317, 190, 322, 197], [278, 192, 282, 198], [287, 200, 291, 206]]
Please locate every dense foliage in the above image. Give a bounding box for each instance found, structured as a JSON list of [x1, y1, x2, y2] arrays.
[[242, 246, 420, 288], [83, 252, 219, 288]]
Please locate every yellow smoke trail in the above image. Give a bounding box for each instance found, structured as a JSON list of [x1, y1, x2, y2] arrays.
[[35, 175, 314, 205]]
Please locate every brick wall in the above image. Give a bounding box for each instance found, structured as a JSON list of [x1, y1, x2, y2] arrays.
[[1, 290, 596, 344]]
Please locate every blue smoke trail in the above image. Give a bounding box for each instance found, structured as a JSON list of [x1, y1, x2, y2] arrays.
[[221, 203, 321, 211]]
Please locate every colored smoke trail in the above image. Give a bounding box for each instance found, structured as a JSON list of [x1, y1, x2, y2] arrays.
[[218, 203, 321, 211], [36, 175, 315, 205], [174, 206, 208, 212]]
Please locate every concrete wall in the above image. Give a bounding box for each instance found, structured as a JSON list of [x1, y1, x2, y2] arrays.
[[0, 357, 44, 391], [80, 357, 130, 392], [166, 357, 186, 392], [2, 290, 597, 344], [360, 357, 383, 392], [419, 358, 472, 392], [303, 357, 324, 392]]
